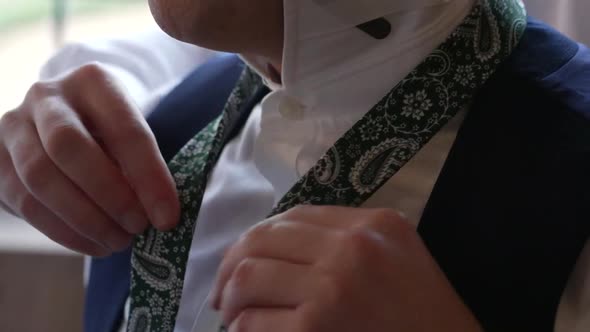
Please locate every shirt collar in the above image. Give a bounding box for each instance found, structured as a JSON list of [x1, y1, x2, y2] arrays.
[[244, 0, 476, 116], [283, 0, 475, 114]]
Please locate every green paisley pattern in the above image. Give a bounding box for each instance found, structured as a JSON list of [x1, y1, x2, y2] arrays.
[[128, 68, 263, 332], [128, 0, 527, 331]]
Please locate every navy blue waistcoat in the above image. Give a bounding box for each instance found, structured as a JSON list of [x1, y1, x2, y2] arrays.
[[85, 18, 590, 332]]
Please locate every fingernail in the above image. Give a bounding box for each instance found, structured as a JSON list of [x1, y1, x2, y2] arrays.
[[122, 210, 148, 234], [152, 202, 174, 230], [208, 282, 222, 310], [107, 232, 132, 252]]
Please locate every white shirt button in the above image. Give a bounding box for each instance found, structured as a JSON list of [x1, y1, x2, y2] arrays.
[[278, 96, 306, 120]]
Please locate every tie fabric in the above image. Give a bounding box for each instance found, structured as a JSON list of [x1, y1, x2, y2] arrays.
[[128, 1, 527, 331], [83, 54, 246, 332]]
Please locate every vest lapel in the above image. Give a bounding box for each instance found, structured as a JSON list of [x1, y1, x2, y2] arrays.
[[418, 27, 590, 330]]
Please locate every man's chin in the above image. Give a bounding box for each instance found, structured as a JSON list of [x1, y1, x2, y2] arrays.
[[147, 0, 186, 41], [147, 0, 233, 51], [146, 0, 283, 60]]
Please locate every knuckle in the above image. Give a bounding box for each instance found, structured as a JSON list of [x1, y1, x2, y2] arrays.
[[74, 62, 108, 82], [76, 218, 109, 244], [0, 150, 12, 175], [232, 310, 255, 332], [26, 81, 57, 101], [0, 200, 14, 216], [114, 121, 150, 145], [0, 110, 22, 132], [92, 225, 130, 251], [392, 216, 414, 238], [319, 273, 348, 307], [241, 221, 272, 246], [297, 312, 321, 332], [90, 249, 112, 258], [345, 228, 381, 257], [53, 232, 110, 257], [44, 124, 84, 163], [285, 204, 311, 218], [366, 208, 413, 239], [109, 233, 133, 252], [377, 209, 414, 237], [55, 236, 87, 254], [15, 194, 38, 220], [370, 208, 403, 227], [112, 191, 139, 218], [231, 258, 257, 291], [19, 153, 51, 193]]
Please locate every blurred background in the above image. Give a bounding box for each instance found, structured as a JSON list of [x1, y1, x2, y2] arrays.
[[0, 0, 588, 331], [0, 0, 154, 112]]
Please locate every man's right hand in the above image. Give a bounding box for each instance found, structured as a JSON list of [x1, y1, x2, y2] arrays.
[[0, 63, 180, 256]]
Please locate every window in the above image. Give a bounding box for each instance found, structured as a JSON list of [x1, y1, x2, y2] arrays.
[[0, 0, 152, 112]]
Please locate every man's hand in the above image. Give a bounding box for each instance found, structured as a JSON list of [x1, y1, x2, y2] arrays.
[[0, 63, 180, 256], [211, 205, 483, 332]]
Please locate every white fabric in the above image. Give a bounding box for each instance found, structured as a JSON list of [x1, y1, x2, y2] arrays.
[[39, 27, 219, 115], [176, 0, 476, 331]]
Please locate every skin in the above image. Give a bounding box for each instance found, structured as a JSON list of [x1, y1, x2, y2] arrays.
[[0, 63, 179, 256], [0, 0, 483, 329], [211, 206, 483, 332], [147, 0, 284, 69]]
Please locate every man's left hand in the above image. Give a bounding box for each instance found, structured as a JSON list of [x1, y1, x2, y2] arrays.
[[211, 205, 483, 332]]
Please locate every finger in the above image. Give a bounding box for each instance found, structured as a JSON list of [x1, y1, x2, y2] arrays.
[[3, 118, 132, 252], [32, 95, 149, 234], [62, 65, 180, 230], [220, 258, 311, 324], [0, 112, 21, 218], [0, 200, 16, 216], [212, 221, 335, 309], [0, 145, 16, 216], [228, 308, 295, 332], [280, 205, 409, 232], [25, 201, 112, 256], [0, 145, 110, 256]]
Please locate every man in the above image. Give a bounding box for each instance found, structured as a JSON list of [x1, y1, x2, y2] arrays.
[[1, 1, 590, 332]]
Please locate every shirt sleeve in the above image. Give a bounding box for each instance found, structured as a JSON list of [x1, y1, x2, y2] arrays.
[[39, 27, 219, 114]]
